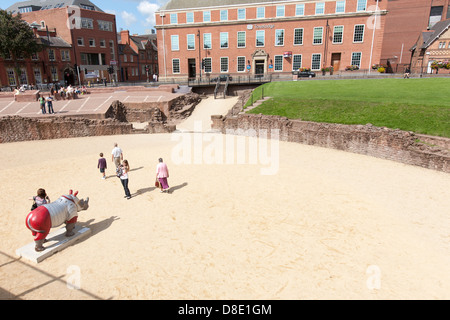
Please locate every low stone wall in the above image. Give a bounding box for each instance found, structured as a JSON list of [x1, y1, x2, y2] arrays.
[[0, 116, 133, 143], [211, 113, 449, 173]]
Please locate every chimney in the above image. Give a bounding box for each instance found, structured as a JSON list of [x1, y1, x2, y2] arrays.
[[120, 30, 130, 45]]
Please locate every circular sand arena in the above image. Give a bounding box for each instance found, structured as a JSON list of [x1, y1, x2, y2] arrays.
[[0, 97, 449, 300]]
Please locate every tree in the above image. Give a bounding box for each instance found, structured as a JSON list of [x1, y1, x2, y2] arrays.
[[0, 9, 43, 85]]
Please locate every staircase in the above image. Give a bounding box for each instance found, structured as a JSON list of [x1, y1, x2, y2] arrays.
[[214, 77, 230, 99]]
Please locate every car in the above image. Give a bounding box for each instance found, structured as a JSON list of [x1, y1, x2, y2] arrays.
[[212, 74, 232, 82], [297, 71, 316, 78]]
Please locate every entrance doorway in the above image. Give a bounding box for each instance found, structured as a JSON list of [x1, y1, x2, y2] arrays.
[[63, 68, 75, 86], [331, 53, 341, 71], [188, 58, 196, 79], [255, 59, 265, 77]]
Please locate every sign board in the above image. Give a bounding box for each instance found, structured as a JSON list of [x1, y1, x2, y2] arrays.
[[110, 60, 117, 65], [283, 51, 292, 58], [247, 65, 251, 70], [268, 64, 273, 69]]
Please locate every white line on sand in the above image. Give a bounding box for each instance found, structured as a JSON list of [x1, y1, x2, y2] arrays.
[[16, 102, 31, 114], [76, 97, 90, 112], [0, 101, 15, 113], [59, 100, 72, 112], [94, 95, 113, 111], [157, 96, 163, 102]]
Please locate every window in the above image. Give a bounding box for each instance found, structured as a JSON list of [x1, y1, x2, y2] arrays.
[[203, 11, 211, 22], [31, 52, 38, 60], [274, 55, 283, 71], [170, 13, 177, 24], [294, 28, 303, 45], [237, 56, 246, 72], [357, 0, 367, 12], [110, 40, 116, 61], [220, 32, 228, 48], [123, 54, 127, 63], [237, 31, 246, 48], [61, 50, 71, 61], [276, 5, 285, 17], [220, 9, 228, 21], [439, 42, 445, 49], [353, 24, 365, 42], [19, 7, 32, 13], [172, 59, 180, 73], [336, 1, 346, 13], [203, 33, 212, 49], [186, 12, 194, 23], [34, 68, 42, 84], [187, 34, 195, 50], [315, 2, 325, 15], [257, 7, 265, 19], [204, 57, 212, 73], [19, 67, 28, 85], [130, 55, 134, 62], [51, 66, 58, 81], [256, 30, 265, 47], [89, 38, 95, 47], [293, 54, 302, 70], [275, 29, 284, 46], [7, 68, 16, 86], [238, 8, 246, 20], [48, 49, 55, 61], [80, 4, 94, 10], [81, 18, 93, 29], [98, 20, 113, 31], [296, 4, 305, 16], [313, 27, 323, 44], [351, 52, 362, 67], [100, 39, 106, 47], [171, 35, 179, 51], [333, 26, 344, 44], [311, 54, 322, 70], [77, 37, 84, 46], [220, 57, 228, 72]]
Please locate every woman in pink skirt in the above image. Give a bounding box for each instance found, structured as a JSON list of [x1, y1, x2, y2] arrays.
[[156, 158, 169, 193]]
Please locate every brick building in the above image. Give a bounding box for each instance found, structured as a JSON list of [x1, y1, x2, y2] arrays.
[[154, 0, 388, 81], [0, 25, 72, 88], [380, 0, 450, 73], [4, 0, 119, 86], [118, 30, 159, 82], [410, 19, 450, 74]]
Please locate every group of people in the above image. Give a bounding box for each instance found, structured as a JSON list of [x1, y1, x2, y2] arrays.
[[96, 143, 170, 200], [52, 84, 88, 100], [38, 95, 55, 114]]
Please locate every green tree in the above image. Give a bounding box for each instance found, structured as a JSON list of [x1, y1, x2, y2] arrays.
[[0, 9, 43, 85]]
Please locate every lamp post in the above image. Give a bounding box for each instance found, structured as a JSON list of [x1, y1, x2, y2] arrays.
[[368, 0, 380, 75], [197, 29, 202, 82]]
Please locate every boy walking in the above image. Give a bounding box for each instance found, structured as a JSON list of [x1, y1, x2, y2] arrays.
[[98, 153, 107, 179]]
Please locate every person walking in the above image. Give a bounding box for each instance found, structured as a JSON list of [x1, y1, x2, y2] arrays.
[[111, 143, 123, 168], [98, 152, 107, 179], [119, 160, 131, 199], [46, 96, 55, 114], [156, 158, 169, 193]]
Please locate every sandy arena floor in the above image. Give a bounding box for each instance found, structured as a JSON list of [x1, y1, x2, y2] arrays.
[[0, 96, 449, 300]]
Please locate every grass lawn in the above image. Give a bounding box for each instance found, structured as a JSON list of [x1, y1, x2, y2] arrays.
[[245, 78, 450, 138]]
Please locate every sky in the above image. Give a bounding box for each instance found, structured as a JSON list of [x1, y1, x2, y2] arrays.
[[0, 0, 169, 35]]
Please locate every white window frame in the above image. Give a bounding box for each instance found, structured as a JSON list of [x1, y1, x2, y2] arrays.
[[333, 26, 344, 44], [256, 30, 265, 47], [203, 11, 211, 22], [295, 4, 305, 16], [276, 5, 285, 17], [356, 0, 367, 12], [220, 9, 228, 21], [257, 7, 265, 19], [220, 57, 229, 73], [170, 13, 178, 24], [203, 33, 212, 49], [292, 54, 302, 71], [204, 57, 212, 73], [274, 55, 283, 71], [89, 38, 95, 47], [237, 8, 246, 20], [353, 24, 365, 43], [336, 0, 346, 13], [294, 28, 304, 45], [315, 2, 325, 15], [172, 58, 180, 74], [187, 34, 195, 50], [77, 37, 84, 46], [237, 31, 246, 48], [171, 35, 179, 51], [186, 12, 194, 23], [237, 56, 246, 72], [275, 29, 284, 46], [351, 52, 362, 67], [220, 32, 229, 49], [311, 54, 322, 70], [313, 27, 323, 45]]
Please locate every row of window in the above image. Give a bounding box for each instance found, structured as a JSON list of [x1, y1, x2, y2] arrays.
[[171, 52, 363, 74], [170, 24, 365, 51], [168, 0, 368, 24], [5, 66, 58, 86], [80, 18, 113, 31], [437, 41, 450, 49]]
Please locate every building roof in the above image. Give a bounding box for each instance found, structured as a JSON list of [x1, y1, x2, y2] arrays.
[[6, 0, 103, 13], [160, 0, 287, 11], [421, 19, 450, 49], [39, 35, 72, 48]]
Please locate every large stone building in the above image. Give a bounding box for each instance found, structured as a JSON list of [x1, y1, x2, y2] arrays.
[[2, 0, 119, 86], [154, 0, 388, 81]]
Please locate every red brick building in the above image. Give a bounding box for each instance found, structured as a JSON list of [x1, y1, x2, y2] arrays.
[[118, 30, 159, 82], [380, 0, 450, 73], [155, 0, 388, 81], [3, 0, 119, 86]]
